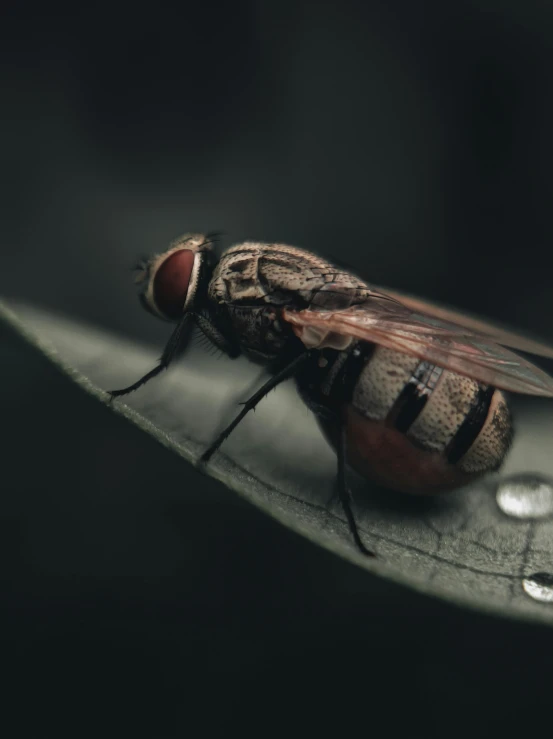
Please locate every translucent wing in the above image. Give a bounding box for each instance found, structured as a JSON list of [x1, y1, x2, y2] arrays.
[[282, 296, 553, 397], [373, 285, 553, 360]]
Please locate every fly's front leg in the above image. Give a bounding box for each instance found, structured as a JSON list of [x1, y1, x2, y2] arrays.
[[108, 313, 239, 401], [199, 350, 313, 465], [109, 313, 193, 400], [336, 423, 375, 557]]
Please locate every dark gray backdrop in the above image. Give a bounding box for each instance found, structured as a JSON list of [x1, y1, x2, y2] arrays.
[[2, 1, 553, 736]]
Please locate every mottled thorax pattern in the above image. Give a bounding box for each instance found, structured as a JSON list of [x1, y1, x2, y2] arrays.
[[209, 242, 372, 309], [208, 243, 374, 358]]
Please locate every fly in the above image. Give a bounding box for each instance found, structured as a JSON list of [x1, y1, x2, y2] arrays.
[[109, 233, 553, 557]]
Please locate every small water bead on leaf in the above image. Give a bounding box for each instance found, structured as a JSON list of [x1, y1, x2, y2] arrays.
[[496, 475, 553, 519], [522, 573, 553, 603]]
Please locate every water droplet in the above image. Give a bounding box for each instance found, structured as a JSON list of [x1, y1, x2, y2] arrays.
[[522, 573, 553, 603], [496, 475, 553, 519]]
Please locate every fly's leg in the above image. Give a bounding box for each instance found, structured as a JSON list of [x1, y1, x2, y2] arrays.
[[336, 423, 375, 557], [109, 314, 194, 400], [219, 367, 271, 427], [199, 351, 312, 465], [108, 313, 239, 401]]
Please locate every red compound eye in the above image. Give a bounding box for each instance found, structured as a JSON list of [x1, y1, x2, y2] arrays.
[[153, 248, 196, 319]]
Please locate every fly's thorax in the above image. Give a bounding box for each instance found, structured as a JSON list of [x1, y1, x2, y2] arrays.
[[214, 303, 291, 362], [209, 242, 372, 309]]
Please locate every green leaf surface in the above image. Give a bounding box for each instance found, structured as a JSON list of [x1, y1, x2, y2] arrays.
[[4, 299, 553, 625]]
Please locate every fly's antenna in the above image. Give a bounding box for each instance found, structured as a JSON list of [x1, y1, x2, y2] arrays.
[[131, 254, 151, 273]]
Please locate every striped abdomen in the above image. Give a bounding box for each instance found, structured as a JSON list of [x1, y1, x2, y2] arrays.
[[327, 345, 513, 494]]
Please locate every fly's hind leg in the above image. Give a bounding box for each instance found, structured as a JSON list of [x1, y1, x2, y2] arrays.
[[336, 422, 375, 558], [295, 389, 374, 555]]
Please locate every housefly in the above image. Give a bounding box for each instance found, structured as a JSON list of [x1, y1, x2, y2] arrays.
[[109, 233, 553, 556]]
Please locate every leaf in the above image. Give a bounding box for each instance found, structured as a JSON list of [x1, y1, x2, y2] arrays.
[[3, 299, 553, 626]]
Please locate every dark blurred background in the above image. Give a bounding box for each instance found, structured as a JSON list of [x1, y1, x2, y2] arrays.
[[2, 1, 553, 736]]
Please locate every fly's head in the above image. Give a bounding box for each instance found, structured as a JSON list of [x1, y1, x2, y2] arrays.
[[134, 233, 216, 321]]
